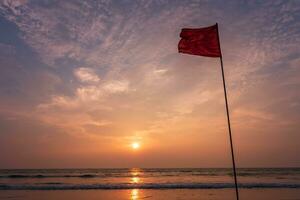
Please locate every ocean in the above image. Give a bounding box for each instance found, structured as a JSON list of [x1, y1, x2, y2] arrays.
[[0, 168, 299, 199], [1, 168, 300, 190]]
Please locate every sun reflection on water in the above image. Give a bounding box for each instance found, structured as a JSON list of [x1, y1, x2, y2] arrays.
[[130, 168, 141, 176], [131, 176, 140, 183], [130, 168, 141, 184], [129, 168, 141, 199], [130, 189, 139, 200]]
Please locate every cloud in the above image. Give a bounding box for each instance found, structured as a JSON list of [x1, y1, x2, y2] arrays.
[[3, 0, 297, 128], [153, 69, 168, 75], [103, 80, 129, 93], [42, 78, 130, 108], [74, 67, 100, 83], [35, 77, 131, 135]]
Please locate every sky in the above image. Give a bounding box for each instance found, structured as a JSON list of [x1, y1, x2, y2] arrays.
[[0, 0, 299, 168]]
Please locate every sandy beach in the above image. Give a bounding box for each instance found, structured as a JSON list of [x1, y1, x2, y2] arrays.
[[1, 189, 300, 200]]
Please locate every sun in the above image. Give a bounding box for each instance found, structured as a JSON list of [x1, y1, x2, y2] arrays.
[[131, 142, 140, 149]]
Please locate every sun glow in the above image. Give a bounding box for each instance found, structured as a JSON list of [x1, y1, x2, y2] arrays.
[[131, 142, 140, 149]]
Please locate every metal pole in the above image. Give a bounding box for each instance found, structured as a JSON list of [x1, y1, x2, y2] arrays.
[[216, 23, 239, 200], [220, 56, 239, 200]]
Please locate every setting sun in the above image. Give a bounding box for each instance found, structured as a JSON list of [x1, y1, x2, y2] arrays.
[[131, 142, 140, 150]]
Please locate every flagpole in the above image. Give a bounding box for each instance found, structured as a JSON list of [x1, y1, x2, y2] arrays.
[[216, 23, 239, 200]]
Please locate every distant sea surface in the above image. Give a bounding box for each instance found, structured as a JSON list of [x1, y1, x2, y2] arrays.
[[0, 168, 299, 190]]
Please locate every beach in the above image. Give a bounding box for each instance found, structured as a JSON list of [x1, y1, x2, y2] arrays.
[[1, 189, 300, 200]]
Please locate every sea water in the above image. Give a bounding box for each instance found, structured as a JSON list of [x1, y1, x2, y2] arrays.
[[0, 168, 299, 190]]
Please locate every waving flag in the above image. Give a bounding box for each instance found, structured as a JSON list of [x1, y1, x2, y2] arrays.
[[178, 24, 221, 57], [178, 23, 240, 200]]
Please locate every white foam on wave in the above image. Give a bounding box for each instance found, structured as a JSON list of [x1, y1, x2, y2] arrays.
[[0, 182, 300, 190]]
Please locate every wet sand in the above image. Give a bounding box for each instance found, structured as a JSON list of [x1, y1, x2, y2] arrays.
[[0, 189, 299, 200]]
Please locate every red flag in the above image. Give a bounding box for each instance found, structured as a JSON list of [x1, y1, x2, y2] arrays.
[[178, 24, 221, 57]]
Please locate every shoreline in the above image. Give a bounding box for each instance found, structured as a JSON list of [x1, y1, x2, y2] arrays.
[[1, 189, 300, 200]]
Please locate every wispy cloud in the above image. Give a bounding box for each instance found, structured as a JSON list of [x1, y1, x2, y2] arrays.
[[74, 67, 100, 83], [0, 0, 300, 167]]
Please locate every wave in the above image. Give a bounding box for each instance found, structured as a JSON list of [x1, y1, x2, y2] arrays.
[[0, 174, 99, 179], [0, 183, 300, 190], [1, 169, 299, 179]]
